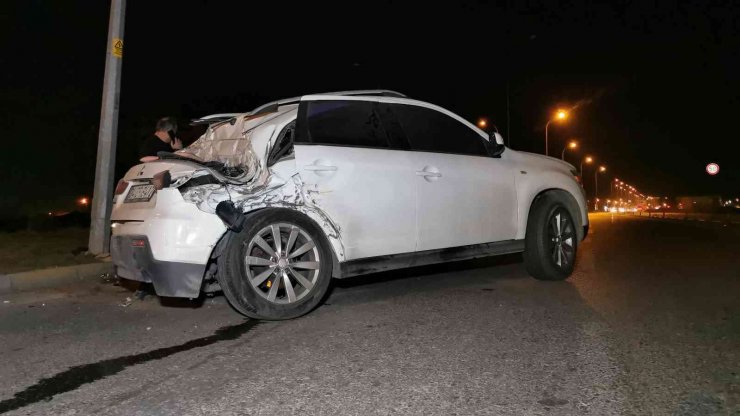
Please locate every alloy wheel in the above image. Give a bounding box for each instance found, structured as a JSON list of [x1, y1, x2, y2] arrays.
[[243, 223, 321, 304], [547, 208, 576, 269]]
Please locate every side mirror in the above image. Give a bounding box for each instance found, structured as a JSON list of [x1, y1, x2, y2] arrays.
[[488, 132, 506, 157]]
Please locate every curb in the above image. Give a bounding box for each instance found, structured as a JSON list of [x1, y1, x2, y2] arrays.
[[0, 262, 114, 295]]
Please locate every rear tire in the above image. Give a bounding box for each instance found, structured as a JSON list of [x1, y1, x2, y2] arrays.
[[217, 209, 333, 320], [524, 192, 579, 281]]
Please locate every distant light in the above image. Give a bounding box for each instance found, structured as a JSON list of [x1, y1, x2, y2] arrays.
[[556, 110, 568, 120], [568, 141, 578, 149], [599, 166, 606, 172], [477, 118, 487, 129], [48, 212, 52, 216], [706, 163, 719, 176], [79, 197, 89, 205], [585, 156, 593, 163]]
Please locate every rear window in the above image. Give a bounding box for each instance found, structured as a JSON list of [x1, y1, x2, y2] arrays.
[[300, 100, 390, 148]]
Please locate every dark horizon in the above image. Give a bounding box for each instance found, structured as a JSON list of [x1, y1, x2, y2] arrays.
[[1, 0, 738, 216]]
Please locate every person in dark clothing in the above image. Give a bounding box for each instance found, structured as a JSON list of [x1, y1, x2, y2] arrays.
[[139, 117, 183, 162]]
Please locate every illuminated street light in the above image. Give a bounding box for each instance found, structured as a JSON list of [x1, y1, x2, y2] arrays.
[[561, 140, 578, 160], [580, 155, 593, 177], [477, 118, 487, 129], [78, 197, 90, 212], [594, 165, 606, 210], [545, 109, 569, 156]]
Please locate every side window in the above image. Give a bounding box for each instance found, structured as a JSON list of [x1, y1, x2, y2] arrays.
[[267, 120, 295, 166], [300, 100, 390, 148], [391, 104, 488, 156]]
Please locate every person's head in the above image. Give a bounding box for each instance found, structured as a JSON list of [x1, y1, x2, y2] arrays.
[[155, 117, 178, 141]]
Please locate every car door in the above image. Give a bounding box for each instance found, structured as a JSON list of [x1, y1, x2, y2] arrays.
[[386, 102, 518, 251], [293, 97, 417, 260]]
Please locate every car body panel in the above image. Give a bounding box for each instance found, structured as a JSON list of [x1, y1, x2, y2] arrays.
[[506, 149, 589, 239], [111, 188, 227, 265], [294, 144, 417, 260], [409, 149, 518, 251]]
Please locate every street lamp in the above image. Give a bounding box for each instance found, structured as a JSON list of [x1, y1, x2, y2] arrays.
[[78, 196, 90, 212], [477, 118, 487, 129], [611, 178, 619, 199], [594, 166, 606, 210], [545, 109, 568, 156], [580, 155, 593, 177], [561, 140, 578, 160]]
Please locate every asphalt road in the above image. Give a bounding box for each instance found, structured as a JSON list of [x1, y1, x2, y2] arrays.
[[1, 213, 738, 415]]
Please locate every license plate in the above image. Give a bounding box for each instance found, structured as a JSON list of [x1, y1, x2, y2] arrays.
[[124, 184, 156, 203]]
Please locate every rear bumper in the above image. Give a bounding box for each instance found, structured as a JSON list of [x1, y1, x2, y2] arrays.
[[111, 235, 205, 298]]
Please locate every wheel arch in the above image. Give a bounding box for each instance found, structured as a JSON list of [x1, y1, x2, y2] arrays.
[[523, 189, 586, 242], [204, 207, 343, 281]]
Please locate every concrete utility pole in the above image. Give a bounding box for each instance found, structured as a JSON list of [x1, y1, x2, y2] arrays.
[[89, 0, 126, 254]]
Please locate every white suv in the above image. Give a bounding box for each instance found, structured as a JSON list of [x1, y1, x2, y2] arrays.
[[110, 90, 588, 320]]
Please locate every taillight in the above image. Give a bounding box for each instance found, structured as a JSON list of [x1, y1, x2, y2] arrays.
[[152, 170, 172, 190], [114, 179, 129, 195]]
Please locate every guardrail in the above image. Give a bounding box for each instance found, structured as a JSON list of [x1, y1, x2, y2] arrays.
[[634, 210, 740, 225]]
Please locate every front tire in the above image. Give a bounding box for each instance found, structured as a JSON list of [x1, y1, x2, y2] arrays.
[[524, 193, 579, 281], [217, 209, 333, 320]]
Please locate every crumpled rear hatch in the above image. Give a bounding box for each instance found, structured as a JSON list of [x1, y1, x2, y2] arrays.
[[178, 112, 279, 182]]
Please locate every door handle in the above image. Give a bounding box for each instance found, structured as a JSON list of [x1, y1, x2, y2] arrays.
[[416, 166, 442, 182], [304, 164, 337, 172]]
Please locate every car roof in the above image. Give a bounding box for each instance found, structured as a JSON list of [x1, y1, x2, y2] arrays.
[[191, 90, 487, 139], [191, 90, 405, 126], [300, 94, 488, 139]]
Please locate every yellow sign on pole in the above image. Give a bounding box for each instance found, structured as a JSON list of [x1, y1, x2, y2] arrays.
[[112, 38, 123, 58]]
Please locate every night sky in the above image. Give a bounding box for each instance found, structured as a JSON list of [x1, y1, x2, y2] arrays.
[[1, 0, 738, 217]]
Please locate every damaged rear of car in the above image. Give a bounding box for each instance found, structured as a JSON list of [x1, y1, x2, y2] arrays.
[[111, 101, 342, 314]]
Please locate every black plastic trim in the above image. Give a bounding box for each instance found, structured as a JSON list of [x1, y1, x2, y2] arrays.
[[338, 239, 525, 278], [110, 235, 206, 298]]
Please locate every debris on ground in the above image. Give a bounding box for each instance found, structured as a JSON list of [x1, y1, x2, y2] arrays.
[[119, 297, 133, 307], [100, 272, 121, 286], [3, 300, 9, 304]]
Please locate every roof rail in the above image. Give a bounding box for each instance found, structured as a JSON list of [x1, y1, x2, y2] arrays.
[[321, 89, 407, 98], [189, 113, 242, 126], [249, 90, 408, 114], [193, 90, 409, 125]]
